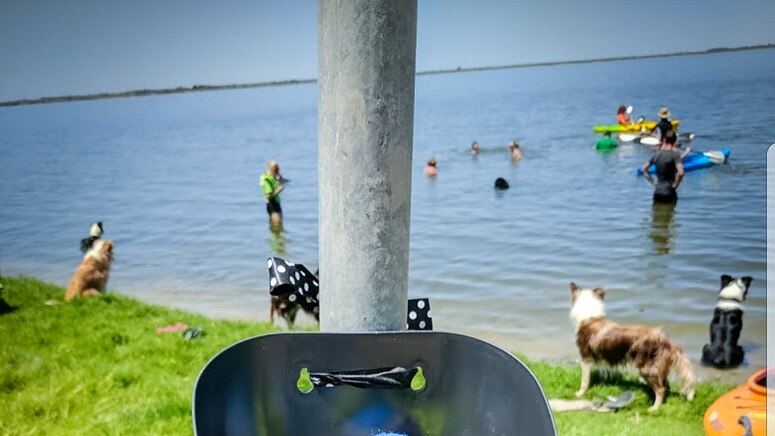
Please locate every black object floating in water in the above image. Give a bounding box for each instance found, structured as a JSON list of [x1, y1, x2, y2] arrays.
[[494, 177, 510, 190]]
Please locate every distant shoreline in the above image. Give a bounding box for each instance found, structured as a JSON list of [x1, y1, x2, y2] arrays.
[[2, 43, 772, 107]]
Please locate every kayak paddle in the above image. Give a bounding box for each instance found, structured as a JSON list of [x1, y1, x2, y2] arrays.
[[701, 150, 727, 164], [618, 133, 639, 142]]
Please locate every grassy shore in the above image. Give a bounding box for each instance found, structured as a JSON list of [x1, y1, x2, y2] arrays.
[[0, 276, 731, 435]]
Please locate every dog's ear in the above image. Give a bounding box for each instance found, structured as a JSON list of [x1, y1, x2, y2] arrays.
[[741, 276, 752, 300], [720, 275, 734, 288], [570, 282, 580, 295], [593, 287, 606, 299]]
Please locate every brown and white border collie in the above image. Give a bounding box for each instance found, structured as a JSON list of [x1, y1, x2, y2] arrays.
[[569, 282, 695, 412], [65, 240, 114, 301]]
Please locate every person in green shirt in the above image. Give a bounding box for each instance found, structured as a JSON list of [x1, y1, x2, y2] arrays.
[[595, 131, 618, 150], [260, 160, 285, 226]]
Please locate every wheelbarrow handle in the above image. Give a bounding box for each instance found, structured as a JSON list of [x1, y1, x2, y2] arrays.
[[304, 366, 423, 390]]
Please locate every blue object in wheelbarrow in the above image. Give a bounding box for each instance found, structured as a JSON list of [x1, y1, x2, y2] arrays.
[[192, 331, 557, 435]]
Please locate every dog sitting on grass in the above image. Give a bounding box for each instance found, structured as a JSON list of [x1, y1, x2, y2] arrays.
[[80, 222, 103, 254], [65, 240, 114, 301], [569, 282, 695, 412]]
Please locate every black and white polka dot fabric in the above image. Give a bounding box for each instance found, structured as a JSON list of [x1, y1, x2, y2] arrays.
[[407, 298, 432, 331], [267, 257, 319, 314], [267, 257, 432, 330]]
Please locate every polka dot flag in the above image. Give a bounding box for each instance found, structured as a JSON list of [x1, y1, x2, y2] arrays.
[[267, 257, 432, 330], [267, 257, 319, 316], [407, 298, 432, 331]]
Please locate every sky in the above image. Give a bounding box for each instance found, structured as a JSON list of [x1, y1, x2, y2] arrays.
[[1, 0, 774, 102]]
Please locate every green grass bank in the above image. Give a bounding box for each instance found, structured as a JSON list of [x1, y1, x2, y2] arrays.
[[0, 276, 731, 435]]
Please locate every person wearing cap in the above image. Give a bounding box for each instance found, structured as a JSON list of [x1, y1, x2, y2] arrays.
[[424, 157, 438, 177], [260, 160, 285, 225], [651, 107, 674, 141], [509, 140, 522, 161], [617, 105, 631, 125], [641, 140, 685, 205]]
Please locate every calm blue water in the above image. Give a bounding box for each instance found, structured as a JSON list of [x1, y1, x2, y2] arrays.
[[1, 49, 772, 383]]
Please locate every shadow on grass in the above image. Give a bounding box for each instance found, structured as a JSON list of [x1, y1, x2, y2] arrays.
[[0, 285, 16, 315], [589, 368, 656, 400]]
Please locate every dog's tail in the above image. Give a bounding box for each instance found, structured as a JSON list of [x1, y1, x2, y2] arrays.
[[670, 344, 695, 400]]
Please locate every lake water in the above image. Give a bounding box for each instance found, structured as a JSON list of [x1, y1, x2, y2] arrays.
[[1, 49, 772, 384]]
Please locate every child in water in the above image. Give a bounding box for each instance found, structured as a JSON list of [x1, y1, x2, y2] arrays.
[[509, 140, 522, 161], [595, 131, 618, 150], [424, 157, 438, 177]]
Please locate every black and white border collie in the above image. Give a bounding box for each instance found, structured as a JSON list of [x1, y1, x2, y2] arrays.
[[80, 222, 103, 254], [701, 275, 753, 369]]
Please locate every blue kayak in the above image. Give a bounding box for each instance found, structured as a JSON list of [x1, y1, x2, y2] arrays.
[[637, 148, 730, 175]]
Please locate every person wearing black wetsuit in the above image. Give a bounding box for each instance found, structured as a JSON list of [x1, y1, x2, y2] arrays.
[[652, 107, 674, 141], [641, 140, 685, 205]]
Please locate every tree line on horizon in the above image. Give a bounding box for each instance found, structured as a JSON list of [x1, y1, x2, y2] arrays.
[[2, 43, 772, 107]]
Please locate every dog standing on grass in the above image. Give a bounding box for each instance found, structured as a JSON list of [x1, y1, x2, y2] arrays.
[[569, 282, 695, 412], [65, 240, 114, 301], [701, 275, 752, 369]]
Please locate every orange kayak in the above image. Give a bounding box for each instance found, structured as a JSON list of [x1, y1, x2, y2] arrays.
[[704, 369, 770, 435]]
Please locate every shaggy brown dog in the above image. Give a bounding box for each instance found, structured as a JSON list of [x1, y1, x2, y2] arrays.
[[65, 240, 114, 301], [569, 282, 695, 412]]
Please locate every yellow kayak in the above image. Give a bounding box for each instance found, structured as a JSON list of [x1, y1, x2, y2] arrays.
[[593, 119, 680, 133], [703, 369, 769, 435]]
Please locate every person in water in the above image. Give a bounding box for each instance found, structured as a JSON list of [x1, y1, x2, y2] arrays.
[[424, 157, 438, 177], [641, 140, 685, 205], [617, 105, 631, 125], [509, 140, 522, 161], [470, 141, 480, 155], [651, 107, 675, 141], [595, 131, 618, 150], [260, 160, 285, 226], [663, 129, 692, 159]]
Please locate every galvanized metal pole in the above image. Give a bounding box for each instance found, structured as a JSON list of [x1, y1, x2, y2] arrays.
[[318, 0, 417, 332]]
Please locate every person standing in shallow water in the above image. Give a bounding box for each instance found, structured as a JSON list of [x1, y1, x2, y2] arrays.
[[663, 129, 692, 159], [641, 141, 684, 205], [260, 160, 285, 226]]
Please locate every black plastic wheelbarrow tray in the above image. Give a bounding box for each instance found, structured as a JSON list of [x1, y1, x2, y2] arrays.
[[193, 331, 556, 435]]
